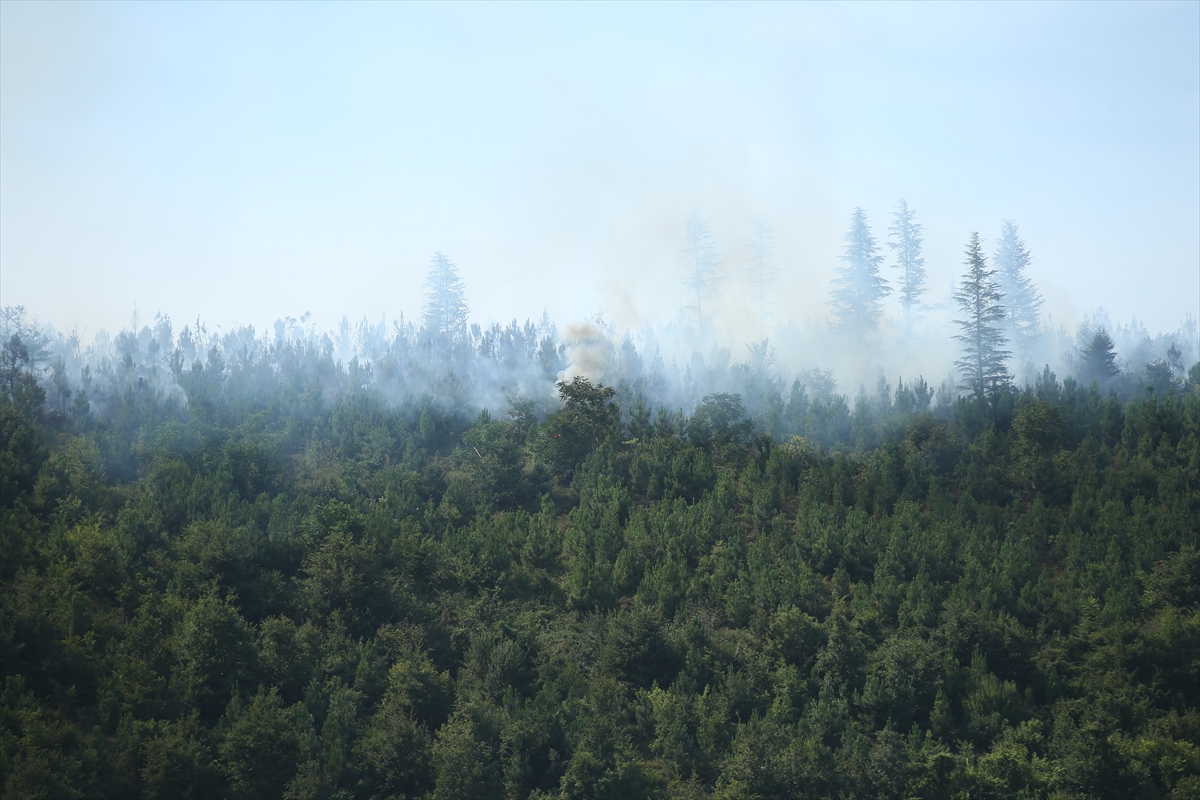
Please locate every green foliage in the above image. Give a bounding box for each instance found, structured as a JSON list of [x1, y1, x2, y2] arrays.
[[687, 394, 753, 451], [2, 359, 1199, 798], [540, 377, 620, 477], [954, 232, 1011, 395], [218, 688, 304, 799]]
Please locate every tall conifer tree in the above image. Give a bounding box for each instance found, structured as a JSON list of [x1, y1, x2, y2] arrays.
[[993, 220, 1043, 353], [830, 208, 890, 329], [1080, 329, 1120, 386], [953, 232, 1010, 395], [422, 252, 469, 336], [744, 215, 779, 330], [681, 211, 723, 333], [888, 199, 927, 324]]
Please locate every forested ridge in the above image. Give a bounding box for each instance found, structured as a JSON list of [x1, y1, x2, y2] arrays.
[[2, 331, 1199, 799]]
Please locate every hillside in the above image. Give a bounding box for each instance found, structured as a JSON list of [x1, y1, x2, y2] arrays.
[[2, 347, 1199, 799]]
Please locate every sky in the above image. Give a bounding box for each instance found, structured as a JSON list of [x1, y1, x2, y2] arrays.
[[2, 1, 1198, 341]]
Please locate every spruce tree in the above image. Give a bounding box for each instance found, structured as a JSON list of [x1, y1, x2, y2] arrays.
[[993, 221, 1043, 353], [1080, 329, 1120, 386], [744, 215, 779, 330], [953, 232, 1011, 395], [830, 208, 890, 329], [422, 252, 469, 336], [681, 210, 723, 333], [888, 199, 926, 324]]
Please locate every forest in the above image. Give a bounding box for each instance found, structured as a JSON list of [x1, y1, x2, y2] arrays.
[[2, 207, 1199, 799]]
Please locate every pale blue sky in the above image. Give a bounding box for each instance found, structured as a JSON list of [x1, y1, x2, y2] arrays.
[[2, 1, 1197, 338]]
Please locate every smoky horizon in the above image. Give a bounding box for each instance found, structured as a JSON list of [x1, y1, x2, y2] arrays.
[[2, 3, 1198, 342]]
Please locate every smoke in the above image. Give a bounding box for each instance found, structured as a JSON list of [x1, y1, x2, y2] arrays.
[[3, 198, 1198, 430], [557, 321, 616, 386], [5, 286, 1198, 461]]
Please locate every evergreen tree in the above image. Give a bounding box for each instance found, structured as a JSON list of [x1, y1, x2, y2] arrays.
[[1079, 329, 1120, 386], [887, 199, 926, 324], [993, 221, 1043, 353], [830, 208, 890, 329], [681, 210, 723, 333], [1167, 341, 1185, 378], [744, 215, 779, 330], [953, 232, 1010, 395], [422, 252, 469, 336]]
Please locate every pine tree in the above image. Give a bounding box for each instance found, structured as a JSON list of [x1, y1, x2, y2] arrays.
[[830, 208, 890, 329], [993, 221, 1042, 352], [888, 199, 926, 324], [953, 232, 1010, 395], [422, 252, 469, 336], [1079, 329, 1120, 386], [681, 210, 723, 333], [744, 215, 779, 330]]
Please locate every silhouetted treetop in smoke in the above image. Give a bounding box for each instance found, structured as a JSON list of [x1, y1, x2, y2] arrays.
[[422, 251, 469, 336], [894, 375, 933, 415], [680, 210, 723, 334], [888, 199, 927, 324], [994, 220, 1043, 356], [1080, 328, 1120, 387], [830, 207, 890, 330], [744, 215, 779, 330]]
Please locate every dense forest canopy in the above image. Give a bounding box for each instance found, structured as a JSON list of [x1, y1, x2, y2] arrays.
[[3, 207, 1200, 800], [2, 264, 1199, 799]]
